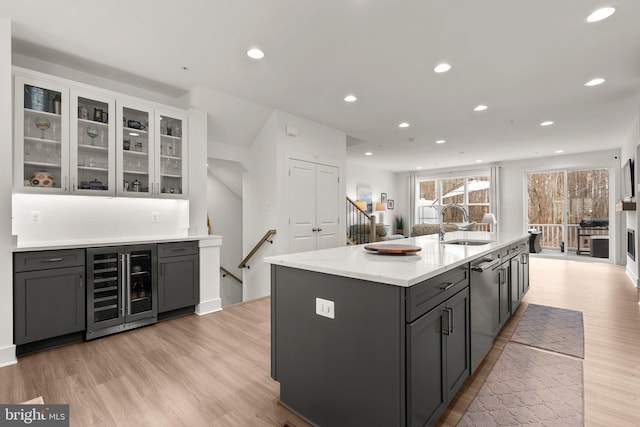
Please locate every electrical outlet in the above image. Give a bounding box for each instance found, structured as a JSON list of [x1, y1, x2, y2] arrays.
[[315, 297, 335, 319], [29, 211, 41, 223], [151, 212, 159, 223]]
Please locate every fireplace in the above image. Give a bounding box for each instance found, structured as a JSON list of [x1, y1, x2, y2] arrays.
[[628, 229, 635, 261]]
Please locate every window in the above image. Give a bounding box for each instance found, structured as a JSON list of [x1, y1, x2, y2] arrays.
[[416, 173, 490, 225]]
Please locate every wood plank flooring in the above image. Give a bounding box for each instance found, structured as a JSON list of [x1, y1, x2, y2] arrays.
[[1, 257, 639, 426]]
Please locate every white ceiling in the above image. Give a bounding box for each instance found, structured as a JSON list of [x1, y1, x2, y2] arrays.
[[2, 0, 640, 172]]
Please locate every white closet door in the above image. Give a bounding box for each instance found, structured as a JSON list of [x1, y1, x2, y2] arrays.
[[315, 164, 339, 250], [289, 159, 317, 253]]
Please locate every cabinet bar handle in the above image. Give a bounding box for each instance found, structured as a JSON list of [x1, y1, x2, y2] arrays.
[[44, 257, 64, 262], [126, 253, 132, 316], [439, 282, 455, 291], [448, 308, 454, 334], [442, 309, 451, 335], [120, 254, 125, 317], [79, 273, 83, 289]]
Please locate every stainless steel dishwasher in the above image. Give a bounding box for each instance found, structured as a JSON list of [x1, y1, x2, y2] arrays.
[[470, 250, 509, 372]]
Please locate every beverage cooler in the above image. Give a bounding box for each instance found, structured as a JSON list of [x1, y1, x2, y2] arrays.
[[86, 245, 157, 339]]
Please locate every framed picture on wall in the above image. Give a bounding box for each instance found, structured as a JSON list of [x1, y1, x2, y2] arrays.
[[387, 200, 394, 209], [381, 193, 387, 203]]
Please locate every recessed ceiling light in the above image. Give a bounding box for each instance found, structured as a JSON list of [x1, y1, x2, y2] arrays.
[[416, 166, 422, 170], [586, 7, 615, 23], [344, 94, 357, 103], [365, 152, 373, 156], [434, 63, 451, 73], [585, 78, 606, 87], [555, 150, 564, 154], [398, 122, 410, 128], [476, 160, 483, 163], [474, 105, 488, 112], [540, 121, 554, 126], [435, 139, 446, 144], [247, 48, 265, 59]]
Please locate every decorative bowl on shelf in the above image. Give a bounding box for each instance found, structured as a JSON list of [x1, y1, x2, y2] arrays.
[[30, 170, 55, 187]]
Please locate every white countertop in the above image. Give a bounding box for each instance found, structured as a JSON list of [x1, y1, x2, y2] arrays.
[[12, 234, 223, 252], [265, 231, 528, 287]]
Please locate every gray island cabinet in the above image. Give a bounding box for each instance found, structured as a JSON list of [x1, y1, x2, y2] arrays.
[[267, 231, 528, 427]]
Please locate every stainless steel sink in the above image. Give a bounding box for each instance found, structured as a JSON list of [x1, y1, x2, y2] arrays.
[[444, 239, 492, 246]]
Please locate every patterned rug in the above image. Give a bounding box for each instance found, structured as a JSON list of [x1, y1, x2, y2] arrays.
[[457, 343, 583, 426], [511, 304, 584, 358], [458, 304, 585, 426]]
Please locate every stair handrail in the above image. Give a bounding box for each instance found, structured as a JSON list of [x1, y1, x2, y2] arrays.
[[238, 229, 277, 269], [220, 266, 243, 285], [346, 197, 377, 244]]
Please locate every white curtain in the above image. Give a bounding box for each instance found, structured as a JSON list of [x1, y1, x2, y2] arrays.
[[490, 166, 501, 233]]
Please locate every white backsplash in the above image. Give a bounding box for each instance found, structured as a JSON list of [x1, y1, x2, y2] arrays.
[[12, 194, 189, 246]]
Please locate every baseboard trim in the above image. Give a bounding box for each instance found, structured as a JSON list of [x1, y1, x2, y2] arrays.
[[625, 264, 639, 288], [196, 298, 222, 316], [0, 344, 17, 368]]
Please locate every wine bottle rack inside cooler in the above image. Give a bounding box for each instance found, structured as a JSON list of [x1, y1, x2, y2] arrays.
[[91, 252, 120, 323]]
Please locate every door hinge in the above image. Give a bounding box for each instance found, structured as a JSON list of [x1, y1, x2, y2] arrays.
[[337, 177, 340, 183], [288, 169, 291, 176]]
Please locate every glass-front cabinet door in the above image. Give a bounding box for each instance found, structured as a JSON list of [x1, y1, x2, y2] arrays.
[[116, 102, 155, 197], [14, 75, 70, 193], [155, 109, 188, 198], [70, 90, 116, 195]]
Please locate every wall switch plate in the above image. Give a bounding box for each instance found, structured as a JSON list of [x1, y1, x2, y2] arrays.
[[151, 212, 159, 223], [316, 297, 335, 319], [29, 211, 41, 223]]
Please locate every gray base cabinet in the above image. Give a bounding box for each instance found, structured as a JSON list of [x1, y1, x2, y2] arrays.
[[157, 241, 199, 313], [408, 287, 470, 427], [14, 250, 85, 345], [272, 264, 470, 427]]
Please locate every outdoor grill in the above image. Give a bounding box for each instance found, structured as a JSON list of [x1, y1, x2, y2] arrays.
[[577, 218, 609, 256]]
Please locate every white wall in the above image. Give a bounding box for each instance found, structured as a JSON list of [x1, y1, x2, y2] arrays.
[[207, 170, 243, 306], [12, 195, 189, 245], [243, 110, 347, 301], [13, 54, 186, 109], [187, 110, 208, 237], [243, 113, 278, 301], [0, 16, 16, 367], [346, 162, 397, 228]]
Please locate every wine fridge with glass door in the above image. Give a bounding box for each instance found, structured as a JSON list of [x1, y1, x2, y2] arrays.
[[86, 244, 157, 339]]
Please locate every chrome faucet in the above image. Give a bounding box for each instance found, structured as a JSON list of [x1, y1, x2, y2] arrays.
[[439, 204, 468, 241]]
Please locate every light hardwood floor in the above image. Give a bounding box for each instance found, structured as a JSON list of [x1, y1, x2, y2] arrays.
[[1, 257, 639, 426]]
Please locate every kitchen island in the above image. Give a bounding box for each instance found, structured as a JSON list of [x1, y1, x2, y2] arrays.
[[266, 231, 529, 427]]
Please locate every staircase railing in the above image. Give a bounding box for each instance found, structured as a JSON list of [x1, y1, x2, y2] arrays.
[[238, 229, 277, 269], [346, 197, 377, 245], [220, 266, 243, 285]]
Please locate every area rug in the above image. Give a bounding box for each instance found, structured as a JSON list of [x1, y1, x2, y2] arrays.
[[511, 303, 584, 358], [457, 342, 584, 426]]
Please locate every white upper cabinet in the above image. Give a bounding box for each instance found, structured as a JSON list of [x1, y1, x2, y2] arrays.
[[13, 68, 189, 199], [70, 89, 116, 195], [155, 108, 188, 198], [116, 101, 156, 197], [14, 74, 70, 193]]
